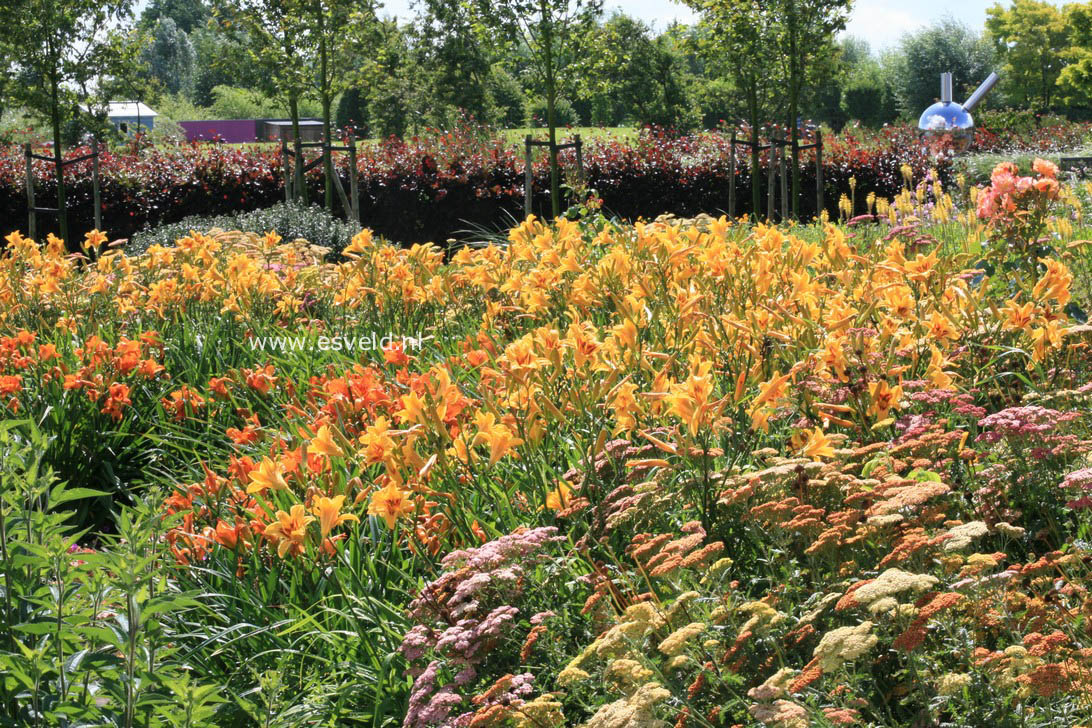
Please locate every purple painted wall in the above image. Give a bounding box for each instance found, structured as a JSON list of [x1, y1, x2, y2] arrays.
[[179, 120, 259, 143]]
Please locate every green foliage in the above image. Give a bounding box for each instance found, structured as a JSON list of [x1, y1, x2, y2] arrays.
[[475, 0, 604, 215], [891, 19, 996, 118], [154, 92, 213, 122], [576, 12, 696, 128], [0, 420, 206, 726], [139, 0, 211, 34], [128, 201, 360, 255], [335, 87, 369, 133], [208, 84, 289, 119], [488, 65, 527, 128], [842, 69, 896, 127], [143, 17, 197, 97], [1058, 3, 1092, 108], [0, 0, 142, 241], [527, 95, 579, 127], [986, 0, 1069, 112], [190, 25, 262, 107]]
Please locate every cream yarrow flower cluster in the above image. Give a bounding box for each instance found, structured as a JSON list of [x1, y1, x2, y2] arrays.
[[814, 621, 879, 671], [658, 622, 706, 656], [943, 520, 990, 551], [853, 568, 939, 605], [583, 682, 671, 728]]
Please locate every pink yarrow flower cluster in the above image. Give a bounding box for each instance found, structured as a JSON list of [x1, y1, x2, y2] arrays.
[[976, 405, 1081, 444], [1061, 468, 1092, 509], [400, 527, 563, 728]]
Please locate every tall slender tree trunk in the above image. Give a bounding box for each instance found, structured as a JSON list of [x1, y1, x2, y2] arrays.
[[541, 0, 560, 218], [285, 32, 306, 204], [289, 93, 306, 204], [748, 83, 760, 221], [50, 70, 69, 248], [788, 0, 800, 219], [318, 7, 332, 210]]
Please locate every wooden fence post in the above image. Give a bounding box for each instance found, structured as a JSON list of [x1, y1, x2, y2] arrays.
[[728, 131, 736, 220], [348, 136, 360, 225], [24, 144, 35, 240], [574, 134, 584, 184], [766, 132, 776, 222], [91, 138, 102, 232], [524, 135, 533, 218], [815, 130, 824, 220]]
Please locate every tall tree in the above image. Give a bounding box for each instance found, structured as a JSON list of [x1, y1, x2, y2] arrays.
[[300, 0, 379, 209], [476, 0, 603, 218], [140, 0, 210, 33], [213, 0, 311, 198], [985, 0, 1068, 112], [579, 13, 695, 128], [415, 0, 500, 127], [685, 0, 780, 219], [1056, 3, 1092, 108], [142, 17, 197, 97], [768, 0, 850, 218], [1, 0, 139, 244]]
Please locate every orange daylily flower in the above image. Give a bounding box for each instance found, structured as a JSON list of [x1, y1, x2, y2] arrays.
[[799, 427, 835, 461], [368, 482, 416, 529], [309, 424, 344, 458], [247, 457, 289, 494], [311, 494, 360, 537], [262, 504, 314, 558]]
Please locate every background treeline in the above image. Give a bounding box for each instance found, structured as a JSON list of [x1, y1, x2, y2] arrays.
[[9, 0, 1092, 144]]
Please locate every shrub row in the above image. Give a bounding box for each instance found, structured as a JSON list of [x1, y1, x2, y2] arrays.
[[1, 121, 1086, 245]]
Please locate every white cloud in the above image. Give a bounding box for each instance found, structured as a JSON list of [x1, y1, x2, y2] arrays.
[[843, 2, 925, 51]]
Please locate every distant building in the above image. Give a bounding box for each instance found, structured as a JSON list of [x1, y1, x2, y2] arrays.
[[259, 120, 325, 143], [178, 118, 324, 144], [104, 102, 158, 134]]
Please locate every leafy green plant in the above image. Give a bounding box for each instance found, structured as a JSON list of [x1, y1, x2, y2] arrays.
[[0, 419, 205, 727], [128, 201, 361, 256]]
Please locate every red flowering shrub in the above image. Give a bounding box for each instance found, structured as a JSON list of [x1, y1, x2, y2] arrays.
[[0, 119, 1085, 245]]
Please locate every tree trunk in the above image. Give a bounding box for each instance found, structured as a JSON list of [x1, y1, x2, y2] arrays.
[[748, 83, 760, 221], [285, 31, 306, 205], [318, 8, 332, 210], [788, 0, 801, 219], [289, 93, 306, 204], [50, 71, 69, 248], [541, 0, 560, 218]]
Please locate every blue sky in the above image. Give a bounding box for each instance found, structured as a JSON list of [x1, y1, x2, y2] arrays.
[[374, 0, 1069, 52]]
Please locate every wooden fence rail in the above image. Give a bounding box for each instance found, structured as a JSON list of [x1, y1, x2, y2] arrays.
[[24, 140, 102, 241], [727, 129, 824, 222]]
